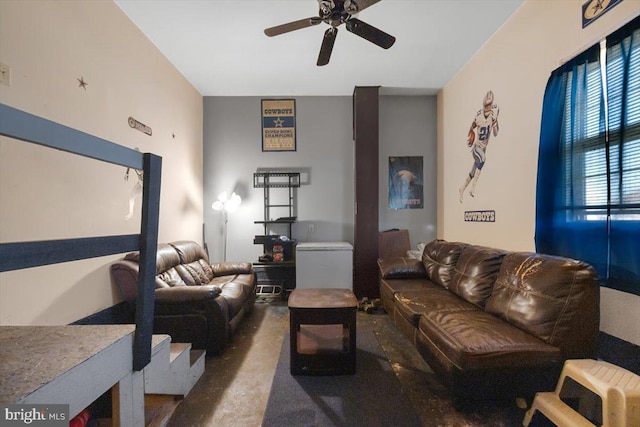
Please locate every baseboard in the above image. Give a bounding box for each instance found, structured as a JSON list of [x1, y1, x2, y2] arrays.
[[597, 331, 640, 375], [71, 301, 134, 325]]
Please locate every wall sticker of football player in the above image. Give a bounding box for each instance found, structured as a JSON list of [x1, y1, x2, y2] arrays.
[[459, 90, 499, 203]]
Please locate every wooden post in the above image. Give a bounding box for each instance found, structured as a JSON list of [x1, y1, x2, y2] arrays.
[[352, 86, 380, 299]]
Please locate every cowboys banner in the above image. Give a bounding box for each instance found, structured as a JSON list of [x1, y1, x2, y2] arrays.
[[262, 99, 296, 151]]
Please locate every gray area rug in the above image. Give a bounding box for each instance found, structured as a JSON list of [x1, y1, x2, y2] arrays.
[[262, 328, 423, 427]]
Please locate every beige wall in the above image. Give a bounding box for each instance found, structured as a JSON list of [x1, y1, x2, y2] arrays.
[[438, 0, 640, 345], [0, 1, 203, 325]]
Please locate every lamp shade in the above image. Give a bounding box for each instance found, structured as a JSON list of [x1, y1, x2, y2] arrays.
[[212, 191, 241, 212]]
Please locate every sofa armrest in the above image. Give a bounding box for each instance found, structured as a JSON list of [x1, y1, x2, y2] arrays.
[[378, 257, 426, 279], [111, 260, 141, 303], [155, 285, 222, 304], [210, 261, 253, 276]]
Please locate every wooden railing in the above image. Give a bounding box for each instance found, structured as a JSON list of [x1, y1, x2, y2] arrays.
[[0, 103, 161, 370]]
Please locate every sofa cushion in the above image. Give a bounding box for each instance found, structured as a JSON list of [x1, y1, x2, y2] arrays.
[[169, 241, 215, 285], [125, 243, 180, 273], [378, 257, 426, 279], [394, 288, 479, 328], [214, 281, 247, 318], [421, 240, 466, 288], [125, 243, 189, 288], [380, 278, 433, 316], [154, 285, 221, 303], [212, 261, 254, 276], [157, 267, 188, 288], [170, 240, 211, 264], [485, 252, 599, 357], [380, 278, 435, 301], [417, 309, 563, 370], [448, 245, 505, 308], [175, 261, 214, 286]]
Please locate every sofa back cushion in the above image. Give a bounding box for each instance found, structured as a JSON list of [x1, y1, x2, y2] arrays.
[[170, 240, 211, 264], [124, 243, 188, 288], [421, 239, 466, 288], [448, 245, 506, 307], [485, 252, 600, 358], [170, 240, 215, 286]]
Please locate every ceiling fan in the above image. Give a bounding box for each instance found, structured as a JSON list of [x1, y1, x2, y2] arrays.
[[264, 0, 396, 66]]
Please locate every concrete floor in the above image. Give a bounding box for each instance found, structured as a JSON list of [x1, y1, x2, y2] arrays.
[[165, 297, 537, 427]]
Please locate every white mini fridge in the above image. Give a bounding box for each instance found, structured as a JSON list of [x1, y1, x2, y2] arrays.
[[295, 242, 353, 290]]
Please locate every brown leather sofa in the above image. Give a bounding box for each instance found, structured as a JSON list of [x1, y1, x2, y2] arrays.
[[378, 239, 600, 399], [111, 240, 256, 355]]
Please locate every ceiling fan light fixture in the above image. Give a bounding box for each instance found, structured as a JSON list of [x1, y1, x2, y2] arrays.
[[319, 0, 335, 16], [344, 0, 359, 14], [264, 0, 393, 66]]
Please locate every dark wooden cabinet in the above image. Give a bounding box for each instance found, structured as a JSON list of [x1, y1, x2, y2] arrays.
[[352, 86, 380, 299]]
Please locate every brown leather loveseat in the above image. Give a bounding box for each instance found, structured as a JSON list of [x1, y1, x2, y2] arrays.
[[378, 239, 600, 399], [111, 240, 256, 355]]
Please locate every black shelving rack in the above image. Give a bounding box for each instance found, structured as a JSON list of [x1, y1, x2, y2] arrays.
[[253, 172, 300, 239], [252, 172, 301, 297]]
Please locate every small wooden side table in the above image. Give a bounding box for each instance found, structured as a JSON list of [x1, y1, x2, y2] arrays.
[[288, 288, 358, 375]]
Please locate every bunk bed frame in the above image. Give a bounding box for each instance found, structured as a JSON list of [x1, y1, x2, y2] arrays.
[[0, 103, 161, 372]]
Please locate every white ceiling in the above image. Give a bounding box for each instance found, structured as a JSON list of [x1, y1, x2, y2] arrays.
[[115, 0, 524, 96]]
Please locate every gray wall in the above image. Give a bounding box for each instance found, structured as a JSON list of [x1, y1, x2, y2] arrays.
[[379, 96, 438, 249], [203, 97, 354, 263], [203, 95, 437, 263]]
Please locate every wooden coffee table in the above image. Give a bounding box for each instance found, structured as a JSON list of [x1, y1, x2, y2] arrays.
[[288, 288, 358, 375]]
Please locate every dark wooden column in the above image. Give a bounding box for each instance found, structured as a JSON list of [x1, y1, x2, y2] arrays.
[[352, 86, 379, 299]]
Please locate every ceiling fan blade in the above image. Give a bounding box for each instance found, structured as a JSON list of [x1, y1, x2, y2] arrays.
[[265, 17, 322, 37], [344, 0, 381, 14], [317, 27, 338, 66], [345, 18, 395, 49]]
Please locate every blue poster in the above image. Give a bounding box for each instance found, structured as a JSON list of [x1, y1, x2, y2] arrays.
[[389, 156, 423, 209]]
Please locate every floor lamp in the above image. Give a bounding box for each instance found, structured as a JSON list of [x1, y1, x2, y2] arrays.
[[212, 191, 241, 261]]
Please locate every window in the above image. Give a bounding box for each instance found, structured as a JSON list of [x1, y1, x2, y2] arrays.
[[536, 16, 640, 295], [606, 33, 640, 220]]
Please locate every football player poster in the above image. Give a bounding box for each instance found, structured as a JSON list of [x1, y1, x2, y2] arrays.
[[389, 156, 424, 209], [459, 90, 500, 202]]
